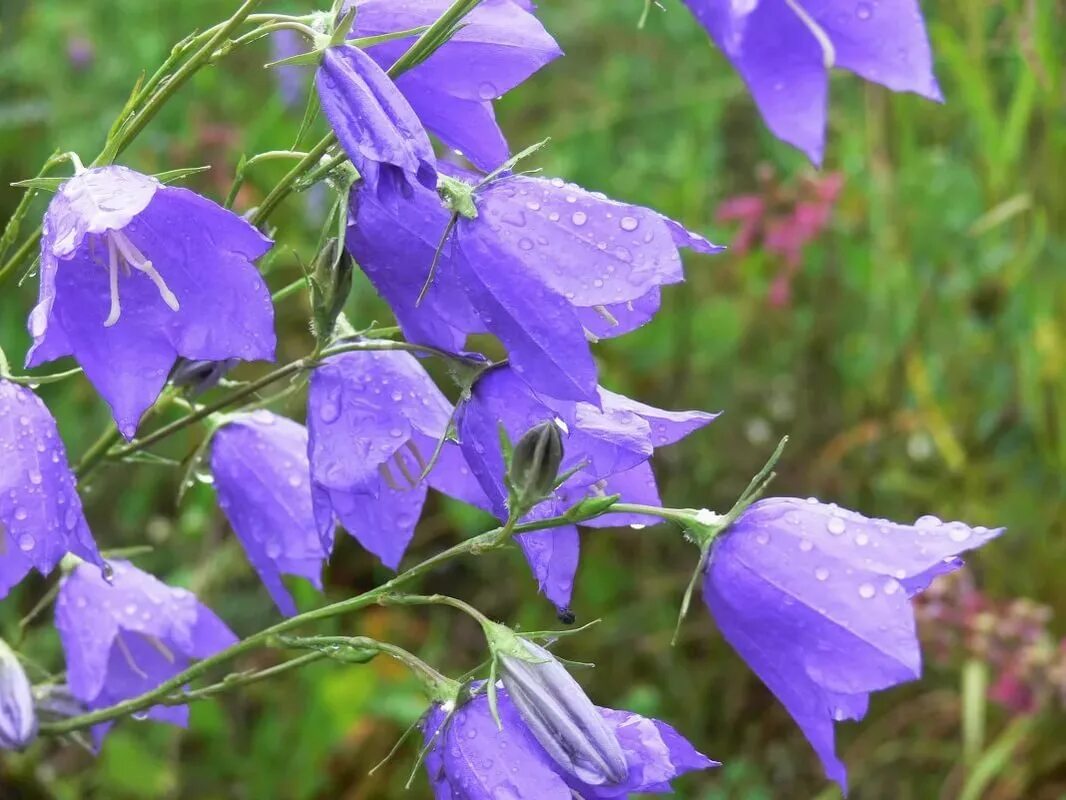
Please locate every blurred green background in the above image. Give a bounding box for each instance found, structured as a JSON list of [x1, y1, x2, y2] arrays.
[[1, 0, 1064, 797]]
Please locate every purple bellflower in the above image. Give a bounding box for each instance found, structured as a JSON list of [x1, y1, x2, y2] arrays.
[[0, 637, 37, 750], [317, 42, 438, 197], [210, 411, 331, 617], [56, 560, 237, 745], [307, 347, 456, 569], [702, 497, 1003, 790], [0, 380, 103, 599], [683, 0, 942, 163], [348, 0, 562, 171], [455, 366, 717, 611], [422, 688, 716, 798], [26, 166, 276, 438], [346, 170, 721, 403]]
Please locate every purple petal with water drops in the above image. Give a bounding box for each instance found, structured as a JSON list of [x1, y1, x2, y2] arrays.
[[572, 461, 663, 530], [27, 166, 275, 438], [308, 350, 451, 567], [683, 0, 940, 163], [346, 179, 482, 353], [211, 411, 329, 616], [56, 560, 236, 744], [351, 0, 561, 170], [564, 707, 718, 797], [684, 0, 830, 162], [702, 497, 1002, 791], [454, 227, 599, 403], [803, 0, 941, 100], [422, 692, 575, 799], [517, 523, 580, 611], [317, 44, 436, 196], [598, 387, 719, 447], [0, 380, 102, 598]]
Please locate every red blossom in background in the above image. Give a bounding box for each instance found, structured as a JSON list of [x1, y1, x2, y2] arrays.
[[916, 569, 1066, 715], [716, 166, 844, 307]]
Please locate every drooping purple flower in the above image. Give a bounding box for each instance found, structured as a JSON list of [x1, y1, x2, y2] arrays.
[[56, 560, 237, 745], [348, 0, 561, 171], [683, 0, 942, 163], [210, 411, 331, 617], [422, 688, 716, 797], [455, 366, 717, 610], [0, 638, 37, 750], [0, 380, 102, 599], [346, 171, 721, 402], [307, 347, 453, 569], [702, 497, 1003, 790], [26, 166, 276, 438], [317, 42, 437, 197]]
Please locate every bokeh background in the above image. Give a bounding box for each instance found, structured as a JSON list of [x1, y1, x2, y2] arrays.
[[1, 0, 1064, 797]]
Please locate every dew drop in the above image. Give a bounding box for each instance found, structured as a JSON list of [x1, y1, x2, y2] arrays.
[[14, 507, 28, 521], [814, 567, 830, 581], [858, 583, 876, 599], [799, 539, 813, 552], [619, 216, 639, 232], [883, 578, 901, 596], [17, 534, 35, 552], [518, 238, 534, 251], [856, 2, 873, 20], [571, 211, 587, 227], [826, 517, 846, 536], [855, 532, 869, 546]]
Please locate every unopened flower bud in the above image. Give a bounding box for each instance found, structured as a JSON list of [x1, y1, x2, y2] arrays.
[[309, 237, 354, 342], [171, 358, 236, 396], [497, 638, 627, 786], [509, 422, 564, 510], [0, 639, 37, 750]]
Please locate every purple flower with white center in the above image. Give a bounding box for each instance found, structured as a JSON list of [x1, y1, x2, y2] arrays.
[[422, 688, 716, 797], [701, 497, 1003, 790], [346, 171, 721, 402], [26, 166, 276, 439], [683, 0, 942, 163], [210, 411, 331, 617], [56, 560, 237, 745], [317, 42, 437, 197], [0, 638, 37, 750], [0, 380, 102, 599], [307, 347, 452, 569], [347, 0, 561, 171], [456, 366, 717, 610]]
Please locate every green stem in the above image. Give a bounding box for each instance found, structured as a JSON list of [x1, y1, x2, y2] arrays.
[[250, 134, 336, 226], [101, 0, 267, 163], [225, 150, 309, 210], [159, 651, 325, 706], [271, 276, 309, 303], [74, 425, 124, 480]]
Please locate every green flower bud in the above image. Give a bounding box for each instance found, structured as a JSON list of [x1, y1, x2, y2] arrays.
[[509, 421, 564, 511]]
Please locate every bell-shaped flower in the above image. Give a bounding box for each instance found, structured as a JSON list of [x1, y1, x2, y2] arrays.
[[0, 380, 103, 598], [346, 170, 721, 403], [683, 0, 941, 163], [307, 347, 454, 568], [456, 366, 717, 610], [56, 560, 237, 745], [317, 41, 437, 196], [348, 0, 561, 171], [422, 687, 716, 798], [210, 411, 331, 617], [701, 497, 1003, 790], [26, 166, 276, 438], [0, 637, 37, 750]]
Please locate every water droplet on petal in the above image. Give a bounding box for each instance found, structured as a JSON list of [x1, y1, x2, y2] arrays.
[[619, 216, 639, 232], [827, 517, 846, 536], [815, 567, 830, 581], [858, 583, 876, 599], [17, 534, 35, 552], [571, 211, 587, 227]]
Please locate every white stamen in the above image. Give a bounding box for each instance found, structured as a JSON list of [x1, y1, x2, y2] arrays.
[[114, 633, 149, 679], [104, 235, 122, 327], [592, 304, 619, 327], [783, 0, 836, 68], [111, 230, 180, 313]]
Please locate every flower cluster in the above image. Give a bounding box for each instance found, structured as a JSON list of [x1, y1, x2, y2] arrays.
[[0, 0, 1003, 797]]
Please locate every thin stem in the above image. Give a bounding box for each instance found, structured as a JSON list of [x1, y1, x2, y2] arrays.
[[0, 230, 39, 285], [386, 0, 486, 78], [250, 134, 336, 226], [74, 425, 124, 479], [160, 651, 325, 706], [611, 502, 693, 527], [102, 0, 267, 162], [225, 150, 309, 210], [1, 367, 84, 387]]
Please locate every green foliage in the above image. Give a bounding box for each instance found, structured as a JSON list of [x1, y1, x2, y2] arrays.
[[0, 0, 1063, 797]]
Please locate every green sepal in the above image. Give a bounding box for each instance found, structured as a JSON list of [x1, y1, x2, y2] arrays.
[[564, 493, 620, 523]]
